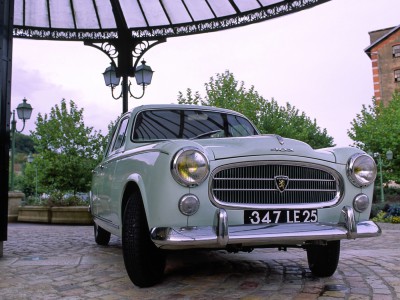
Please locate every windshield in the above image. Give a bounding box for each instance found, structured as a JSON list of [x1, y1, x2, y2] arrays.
[[132, 109, 258, 142]]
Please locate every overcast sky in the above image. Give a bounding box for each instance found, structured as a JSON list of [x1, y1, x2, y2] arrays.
[[11, 0, 400, 147]]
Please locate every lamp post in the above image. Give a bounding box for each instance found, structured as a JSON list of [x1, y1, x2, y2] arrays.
[[27, 153, 38, 200], [374, 150, 394, 203], [102, 59, 154, 113], [10, 98, 33, 191]]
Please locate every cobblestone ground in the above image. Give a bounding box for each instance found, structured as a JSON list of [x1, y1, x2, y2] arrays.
[[1, 222, 399, 300]]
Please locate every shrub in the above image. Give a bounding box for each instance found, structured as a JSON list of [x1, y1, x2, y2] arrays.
[[392, 216, 400, 223], [372, 203, 400, 223], [385, 204, 400, 218]]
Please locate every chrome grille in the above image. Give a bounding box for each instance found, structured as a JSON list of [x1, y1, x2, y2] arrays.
[[210, 162, 341, 209]]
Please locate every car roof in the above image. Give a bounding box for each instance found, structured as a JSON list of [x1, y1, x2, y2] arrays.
[[129, 103, 246, 117]]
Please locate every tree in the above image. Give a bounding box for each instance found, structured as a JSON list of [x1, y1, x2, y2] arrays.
[[260, 101, 334, 149], [29, 99, 107, 196], [348, 93, 400, 183], [14, 133, 35, 154], [178, 70, 334, 148]]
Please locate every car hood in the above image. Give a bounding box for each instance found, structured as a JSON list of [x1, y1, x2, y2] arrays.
[[197, 135, 336, 162], [154, 135, 337, 163]]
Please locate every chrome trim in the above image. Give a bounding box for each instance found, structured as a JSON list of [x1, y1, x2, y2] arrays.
[[150, 206, 381, 250], [353, 193, 370, 213], [178, 194, 200, 216], [93, 215, 119, 230], [208, 161, 343, 210], [275, 134, 285, 145], [215, 209, 228, 247], [340, 206, 357, 239]]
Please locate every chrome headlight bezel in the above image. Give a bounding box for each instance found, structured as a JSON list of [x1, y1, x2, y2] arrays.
[[346, 153, 377, 187], [171, 147, 210, 187], [353, 193, 370, 213]]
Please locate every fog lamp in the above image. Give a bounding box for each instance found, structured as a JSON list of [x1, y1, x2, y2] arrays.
[[179, 194, 200, 216], [353, 194, 370, 213]]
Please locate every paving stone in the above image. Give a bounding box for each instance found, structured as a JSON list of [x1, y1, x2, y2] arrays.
[[1, 223, 400, 299]]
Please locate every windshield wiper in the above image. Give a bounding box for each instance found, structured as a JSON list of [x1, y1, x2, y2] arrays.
[[190, 130, 222, 140]]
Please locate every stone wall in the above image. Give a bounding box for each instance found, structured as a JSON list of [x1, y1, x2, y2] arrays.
[[8, 192, 24, 222]]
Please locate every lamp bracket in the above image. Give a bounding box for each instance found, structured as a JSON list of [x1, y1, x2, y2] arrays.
[[128, 81, 145, 99], [84, 38, 166, 77], [109, 81, 146, 100], [11, 110, 26, 133]]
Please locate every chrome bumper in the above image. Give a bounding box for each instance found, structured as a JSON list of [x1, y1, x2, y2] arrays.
[[150, 206, 381, 250]]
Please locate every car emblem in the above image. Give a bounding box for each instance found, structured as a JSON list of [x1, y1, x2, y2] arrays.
[[275, 176, 289, 192]]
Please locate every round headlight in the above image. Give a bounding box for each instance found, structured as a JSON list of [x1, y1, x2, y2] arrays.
[[171, 147, 209, 186], [347, 153, 377, 187]]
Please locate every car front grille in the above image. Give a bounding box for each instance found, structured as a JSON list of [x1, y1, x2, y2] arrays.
[[209, 162, 342, 209]]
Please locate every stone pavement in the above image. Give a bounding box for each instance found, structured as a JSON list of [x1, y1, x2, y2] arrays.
[[1, 222, 400, 300]]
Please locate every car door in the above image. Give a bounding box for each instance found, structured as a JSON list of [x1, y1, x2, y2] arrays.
[[93, 116, 130, 227]]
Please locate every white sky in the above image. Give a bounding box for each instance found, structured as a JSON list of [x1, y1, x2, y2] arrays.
[[11, 0, 400, 147]]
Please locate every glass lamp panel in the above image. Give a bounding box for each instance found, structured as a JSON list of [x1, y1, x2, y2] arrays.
[[103, 65, 120, 87], [135, 63, 153, 86], [16, 99, 33, 120]]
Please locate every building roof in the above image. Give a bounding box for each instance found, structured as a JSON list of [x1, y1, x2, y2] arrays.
[[365, 24, 400, 57], [12, 0, 331, 41]]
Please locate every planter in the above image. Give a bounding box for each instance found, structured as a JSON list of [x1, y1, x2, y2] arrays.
[[8, 192, 25, 222], [51, 206, 93, 224], [18, 206, 50, 223], [18, 206, 92, 224]]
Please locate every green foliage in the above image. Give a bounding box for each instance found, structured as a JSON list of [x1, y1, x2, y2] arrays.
[[29, 99, 107, 196], [372, 203, 400, 224], [14, 133, 35, 154], [348, 93, 400, 183], [177, 89, 203, 106], [178, 70, 334, 148], [385, 204, 400, 218], [259, 101, 334, 149]]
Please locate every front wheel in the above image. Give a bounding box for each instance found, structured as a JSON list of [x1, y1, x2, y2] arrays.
[[306, 240, 340, 277], [122, 190, 166, 287]]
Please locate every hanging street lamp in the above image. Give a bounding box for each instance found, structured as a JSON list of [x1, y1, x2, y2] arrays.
[[102, 59, 154, 110], [10, 98, 33, 191], [84, 0, 165, 115]]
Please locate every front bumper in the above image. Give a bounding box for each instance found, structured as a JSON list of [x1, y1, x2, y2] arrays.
[[150, 206, 381, 250]]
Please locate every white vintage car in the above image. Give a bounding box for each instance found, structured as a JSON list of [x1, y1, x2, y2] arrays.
[[90, 104, 381, 287]]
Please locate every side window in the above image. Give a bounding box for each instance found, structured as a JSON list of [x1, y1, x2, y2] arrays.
[[395, 69, 400, 82], [227, 114, 258, 137], [393, 45, 400, 58], [110, 117, 129, 154]]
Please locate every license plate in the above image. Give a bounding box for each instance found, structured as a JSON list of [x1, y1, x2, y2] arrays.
[[244, 209, 318, 225]]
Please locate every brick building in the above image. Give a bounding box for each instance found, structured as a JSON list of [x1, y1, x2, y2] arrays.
[[365, 25, 400, 105]]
